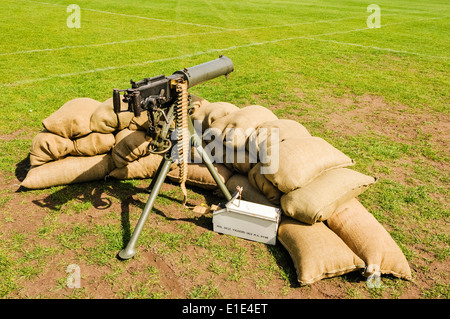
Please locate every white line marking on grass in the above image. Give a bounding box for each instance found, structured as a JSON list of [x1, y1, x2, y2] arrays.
[[0, 32, 223, 56], [305, 38, 450, 60], [309, 15, 449, 38], [4, 2, 444, 57], [1, 13, 373, 56], [0, 13, 401, 56], [303, 15, 450, 59], [0, 51, 230, 87], [260, 0, 450, 16], [235, 15, 368, 30], [2, 15, 448, 87], [18, 0, 232, 30]]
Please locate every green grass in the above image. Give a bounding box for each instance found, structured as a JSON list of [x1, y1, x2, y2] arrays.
[[0, 0, 449, 299]]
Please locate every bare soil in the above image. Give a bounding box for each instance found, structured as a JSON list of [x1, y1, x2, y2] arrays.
[[325, 94, 449, 151], [1, 95, 448, 299], [0, 163, 445, 299]]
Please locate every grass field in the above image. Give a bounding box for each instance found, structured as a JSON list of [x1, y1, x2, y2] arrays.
[[0, 0, 448, 300]]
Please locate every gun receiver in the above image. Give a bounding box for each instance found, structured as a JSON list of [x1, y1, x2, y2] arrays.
[[113, 55, 233, 153], [113, 55, 234, 116]]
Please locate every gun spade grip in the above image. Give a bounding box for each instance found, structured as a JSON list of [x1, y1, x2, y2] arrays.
[[173, 56, 234, 88], [113, 89, 121, 113], [131, 91, 141, 117]]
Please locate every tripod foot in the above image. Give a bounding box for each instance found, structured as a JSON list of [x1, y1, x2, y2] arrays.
[[118, 247, 136, 260]]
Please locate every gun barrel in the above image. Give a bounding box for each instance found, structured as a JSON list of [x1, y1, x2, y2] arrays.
[[173, 55, 234, 88]]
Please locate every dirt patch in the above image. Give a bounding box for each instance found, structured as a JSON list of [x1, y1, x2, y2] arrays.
[[0, 168, 445, 300], [127, 248, 187, 298], [0, 129, 35, 141], [324, 94, 449, 148], [327, 94, 450, 149], [324, 93, 449, 186]]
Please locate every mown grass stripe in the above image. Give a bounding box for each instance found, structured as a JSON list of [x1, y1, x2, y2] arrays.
[[18, 0, 233, 30], [1, 14, 447, 88]]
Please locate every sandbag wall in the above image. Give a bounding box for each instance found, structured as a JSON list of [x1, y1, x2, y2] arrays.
[[21, 95, 228, 189], [191, 99, 412, 285], [21, 95, 412, 286], [23, 97, 118, 189]]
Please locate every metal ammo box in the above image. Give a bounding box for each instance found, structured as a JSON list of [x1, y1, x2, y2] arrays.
[[212, 195, 282, 245]]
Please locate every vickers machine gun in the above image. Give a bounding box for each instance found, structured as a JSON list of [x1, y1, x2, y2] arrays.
[[113, 56, 234, 260]]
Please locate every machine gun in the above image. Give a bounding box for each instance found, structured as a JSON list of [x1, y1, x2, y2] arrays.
[[113, 56, 234, 260]]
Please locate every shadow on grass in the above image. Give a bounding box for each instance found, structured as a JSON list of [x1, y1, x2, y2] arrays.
[[267, 244, 301, 289], [14, 155, 302, 286], [15, 153, 30, 182], [14, 154, 227, 254]]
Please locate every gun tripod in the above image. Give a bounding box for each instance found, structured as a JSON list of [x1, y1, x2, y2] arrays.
[[113, 56, 234, 260], [118, 109, 232, 260]]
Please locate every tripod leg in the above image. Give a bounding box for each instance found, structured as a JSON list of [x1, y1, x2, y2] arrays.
[[145, 156, 166, 193], [192, 134, 232, 201], [118, 157, 173, 260]]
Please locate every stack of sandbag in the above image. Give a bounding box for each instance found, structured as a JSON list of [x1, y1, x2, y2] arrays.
[[21, 95, 235, 192], [276, 198, 412, 285], [191, 99, 411, 286], [327, 198, 412, 280], [277, 216, 366, 285], [22, 98, 116, 189], [22, 95, 161, 189]]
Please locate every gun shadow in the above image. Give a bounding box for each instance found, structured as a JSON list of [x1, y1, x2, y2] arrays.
[[15, 155, 222, 245], [15, 155, 304, 288]]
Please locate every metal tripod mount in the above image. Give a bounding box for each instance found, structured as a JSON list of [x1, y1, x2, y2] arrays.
[[118, 112, 232, 260], [113, 56, 234, 260]]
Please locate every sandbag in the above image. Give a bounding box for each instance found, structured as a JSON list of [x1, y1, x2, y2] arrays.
[[224, 174, 276, 207], [280, 168, 377, 224], [327, 198, 412, 280], [192, 140, 247, 175], [21, 154, 115, 189], [189, 94, 211, 124], [247, 119, 311, 155], [191, 101, 239, 133], [190, 94, 210, 109], [108, 153, 165, 180], [71, 132, 115, 156], [90, 97, 134, 133], [248, 163, 283, 205], [209, 105, 278, 149], [42, 98, 101, 139], [263, 137, 354, 193], [29, 130, 74, 166], [128, 110, 150, 131], [277, 216, 365, 285], [200, 134, 226, 163], [223, 147, 256, 175], [112, 129, 151, 167], [167, 163, 233, 190]]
